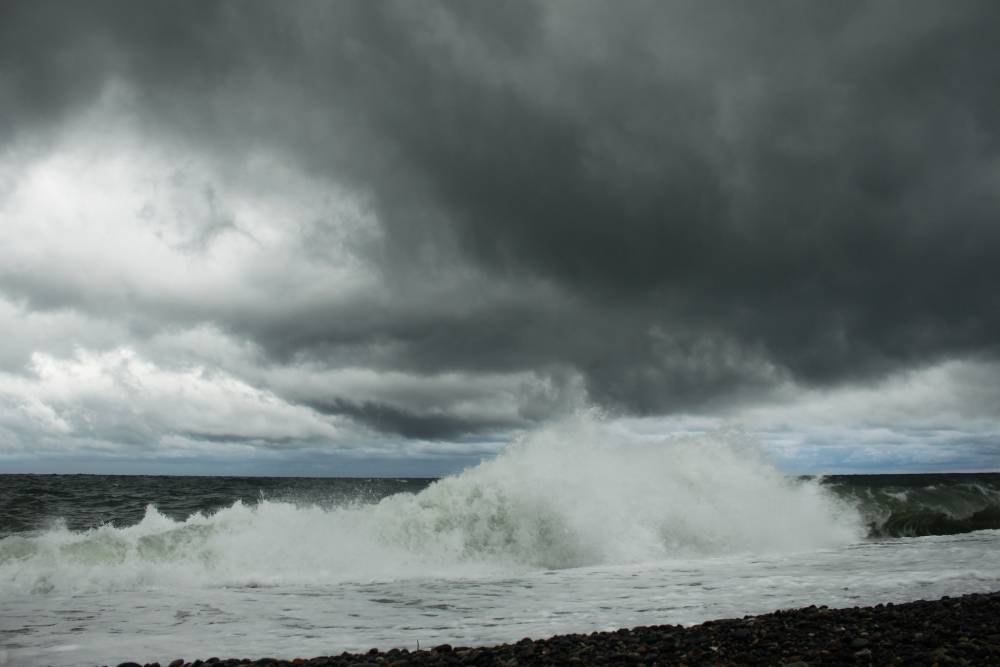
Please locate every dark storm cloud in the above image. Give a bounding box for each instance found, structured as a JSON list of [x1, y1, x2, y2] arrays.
[[3, 0, 1000, 429], [308, 398, 503, 440]]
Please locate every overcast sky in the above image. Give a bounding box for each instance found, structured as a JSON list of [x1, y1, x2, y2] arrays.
[[1, 0, 998, 476]]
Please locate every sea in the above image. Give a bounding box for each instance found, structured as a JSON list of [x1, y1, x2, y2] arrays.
[[2, 423, 999, 666]]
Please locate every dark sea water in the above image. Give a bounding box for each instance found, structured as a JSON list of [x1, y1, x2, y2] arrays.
[[822, 473, 1000, 536], [0, 475, 434, 537], [2, 429, 999, 667]]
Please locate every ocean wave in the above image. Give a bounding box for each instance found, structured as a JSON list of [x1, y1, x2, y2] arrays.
[[0, 418, 863, 595], [823, 476, 1000, 538]]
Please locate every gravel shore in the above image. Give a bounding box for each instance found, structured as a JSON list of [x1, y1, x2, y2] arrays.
[[112, 590, 1000, 666]]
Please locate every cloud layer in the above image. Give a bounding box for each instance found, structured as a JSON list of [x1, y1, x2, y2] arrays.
[[2, 1, 999, 473]]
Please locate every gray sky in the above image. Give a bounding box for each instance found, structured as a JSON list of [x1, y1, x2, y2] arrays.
[[1, 0, 999, 475]]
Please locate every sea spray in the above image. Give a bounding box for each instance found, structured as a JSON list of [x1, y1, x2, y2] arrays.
[[369, 418, 864, 567], [0, 417, 864, 595]]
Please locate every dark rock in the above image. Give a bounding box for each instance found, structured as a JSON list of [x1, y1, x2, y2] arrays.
[[459, 649, 481, 664]]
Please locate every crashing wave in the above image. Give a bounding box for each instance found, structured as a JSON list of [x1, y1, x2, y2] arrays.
[[0, 417, 863, 594]]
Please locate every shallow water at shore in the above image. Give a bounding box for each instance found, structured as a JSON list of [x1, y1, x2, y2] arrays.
[[4, 529, 998, 666]]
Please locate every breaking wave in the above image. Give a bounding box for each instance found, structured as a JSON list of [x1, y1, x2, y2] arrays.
[[824, 475, 1000, 538], [0, 418, 864, 595]]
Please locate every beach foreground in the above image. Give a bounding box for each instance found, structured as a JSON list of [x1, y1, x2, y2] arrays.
[[110, 591, 1000, 667]]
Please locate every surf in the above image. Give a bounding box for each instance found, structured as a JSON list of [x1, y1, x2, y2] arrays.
[[0, 417, 865, 595]]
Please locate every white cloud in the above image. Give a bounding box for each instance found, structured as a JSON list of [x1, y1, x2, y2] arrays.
[[628, 360, 1000, 472], [0, 83, 382, 323], [747, 360, 1000, 427], [0, 348, 352, 459], [0, 295, 127, 371]]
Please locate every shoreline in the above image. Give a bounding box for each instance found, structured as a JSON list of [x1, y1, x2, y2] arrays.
[[112, 590, 1000, 666]]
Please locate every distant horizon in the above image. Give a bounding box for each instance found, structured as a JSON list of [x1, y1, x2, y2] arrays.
[[4, 470, 1000, 478], [3, 458, 999, 479]]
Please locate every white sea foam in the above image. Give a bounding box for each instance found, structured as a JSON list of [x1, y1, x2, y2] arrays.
[[0, 417, 864, 595]]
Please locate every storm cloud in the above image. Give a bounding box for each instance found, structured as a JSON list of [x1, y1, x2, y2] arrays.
[[1, 1, 999, 472]]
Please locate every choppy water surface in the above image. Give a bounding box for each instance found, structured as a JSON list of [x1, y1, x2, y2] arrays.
[[2, 421, 998, 666]]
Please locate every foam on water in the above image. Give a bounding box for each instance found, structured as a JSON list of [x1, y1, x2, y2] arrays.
[[0, 417, 864, 595]]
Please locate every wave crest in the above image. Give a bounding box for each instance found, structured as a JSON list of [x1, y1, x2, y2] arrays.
[[0, 418, 864, 594]]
